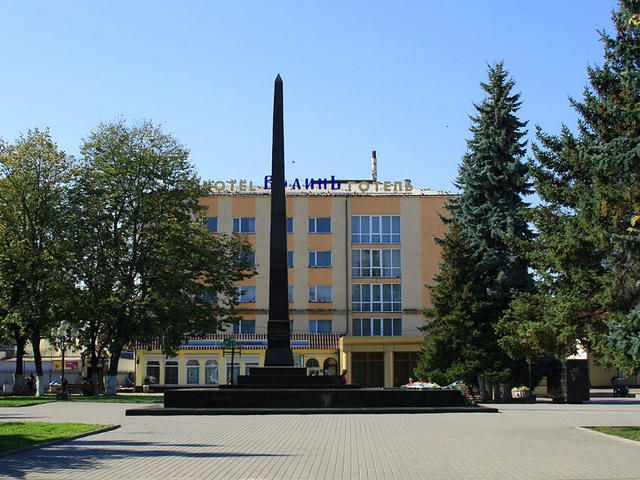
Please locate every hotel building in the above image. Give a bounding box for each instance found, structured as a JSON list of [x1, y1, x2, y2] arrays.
[[134, 175, 452, 389]]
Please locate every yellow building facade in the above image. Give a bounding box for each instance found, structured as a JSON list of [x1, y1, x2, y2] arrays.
[[135, 180, 451, 389]]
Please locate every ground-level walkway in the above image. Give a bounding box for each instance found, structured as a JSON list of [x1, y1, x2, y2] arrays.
[[0, 401, 639, 479]]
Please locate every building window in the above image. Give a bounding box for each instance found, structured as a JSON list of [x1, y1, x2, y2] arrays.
[[323, 358, 338, 376], [186, 360, 200, 384], [237, 251, 256, 269], [233, 217, 256, 233], [309, 217, 331, 233], [287, 251, 294, 268], [309, 319, 332, 333], [226, 365, 240, 384], [236, 286, 256, 303], [351, 352, 384, 387], [309, 251, 332, 268], [352, 318, 402, 336], [393, 352, 420, 387], [309, 286, 332, 303], [145, 361, 160, 384], [233, 319, 256, 334], [204, 360, 219, 385], [288, 286, 294, 303], [205, 217, 218, 232], [352, 249, 401, 277], [352, 215, 400, 244], [306, 358, 321, 375], [287, 217, 294, 233], [164, 361, 178, 385], [352, 284, 402, 312]]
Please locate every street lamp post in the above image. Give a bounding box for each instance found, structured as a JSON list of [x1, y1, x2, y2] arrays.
[[50, 321, 79, 401], [222, 337, 242, 385]]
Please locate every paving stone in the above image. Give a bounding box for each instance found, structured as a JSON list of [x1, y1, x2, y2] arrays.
[[0, 402, 639, 479]]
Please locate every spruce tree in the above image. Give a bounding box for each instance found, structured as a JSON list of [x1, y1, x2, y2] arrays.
[[416, 62, 533, 389], [501, 1, 640, 372]]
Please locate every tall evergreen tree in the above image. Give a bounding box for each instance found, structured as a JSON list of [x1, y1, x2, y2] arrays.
[[499, 1, 640, 372], [416, 62, 533, 390]]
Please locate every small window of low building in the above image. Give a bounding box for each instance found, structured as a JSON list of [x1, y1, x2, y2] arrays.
[[164, 361, 178, 385], [145, 361, 160, 384], [186, 360, 200, 384], [205, 360, 219, 385]]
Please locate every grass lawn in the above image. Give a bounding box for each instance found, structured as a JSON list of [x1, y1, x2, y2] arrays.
[[590, 426, 640, 442], [0, 396, 56, 407], [0, 422, 107, 453], [69, 394, 163, 403]]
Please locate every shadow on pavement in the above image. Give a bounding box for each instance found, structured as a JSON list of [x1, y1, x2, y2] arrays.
[[1, 439, 289, 479], [77, 440, 220, 447]]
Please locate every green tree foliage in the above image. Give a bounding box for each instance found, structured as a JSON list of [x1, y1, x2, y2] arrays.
[[501, 1, 640, 372], [416, 63, 533, 386], [70, 120, 254, 393], [0, 130, 74, 395]]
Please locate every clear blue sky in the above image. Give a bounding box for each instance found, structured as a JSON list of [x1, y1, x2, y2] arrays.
[[1, 1, 617, 192]]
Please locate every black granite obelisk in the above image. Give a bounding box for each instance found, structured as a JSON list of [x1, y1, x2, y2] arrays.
[[264, 74, 294, 366]]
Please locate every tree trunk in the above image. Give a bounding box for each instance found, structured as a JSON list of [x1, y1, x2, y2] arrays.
[[31, 332, 45, 396], [492, 384, 501, 402], [105, 347, 122, 396], [89, 352, 101, 396], [13, 333, 27, 395], [478, 376, 488, 402], [501, 383, 513, 402]]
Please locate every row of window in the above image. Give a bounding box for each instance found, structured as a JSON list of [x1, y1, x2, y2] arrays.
[[207, 215, 402, 244], [146, 358, 341, 385], [241, 248, 402, 275], [236, 283, 403, 311], [232, 318, 403, 335], [145, 359, 220, 385], [208, 217, 330, 234], [352, 317, 402, 336], [232, 319, 333, 334], [236, 285, 333, 303], [352, 284, 402, 312]]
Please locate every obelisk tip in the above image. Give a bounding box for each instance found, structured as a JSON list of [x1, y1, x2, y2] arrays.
[[275, 73, 283, 82]]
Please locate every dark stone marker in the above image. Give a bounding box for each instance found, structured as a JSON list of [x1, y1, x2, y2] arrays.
[[265, 74, 294, 366]]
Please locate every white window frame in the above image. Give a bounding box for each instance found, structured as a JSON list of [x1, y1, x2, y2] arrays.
[[309, 285, 332, 303], [204, 360, 219, 385], [309, 319, 332, 333], [352, 249, 401, 278], [186, 359, 200, 385], [309, 217, 332, 233], [233, 217, 256, 233], [352, 317, 402, 336], [352, 283, 402, 312], [236, 286, 256, 303], [205, 217, 218, 233], [233, 319, 256, 334], [309, 251, 332, 268], [352, 215, 401, 244]]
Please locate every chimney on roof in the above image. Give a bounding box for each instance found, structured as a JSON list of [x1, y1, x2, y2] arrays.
[[371, 150, 377, 182]]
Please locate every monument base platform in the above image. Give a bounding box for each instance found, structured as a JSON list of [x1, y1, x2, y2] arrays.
[[123, 387, 499, 415], [126, 405, 498, 415]]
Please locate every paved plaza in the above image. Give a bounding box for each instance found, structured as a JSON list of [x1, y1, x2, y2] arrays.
[[0, 401, 639, 479]]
